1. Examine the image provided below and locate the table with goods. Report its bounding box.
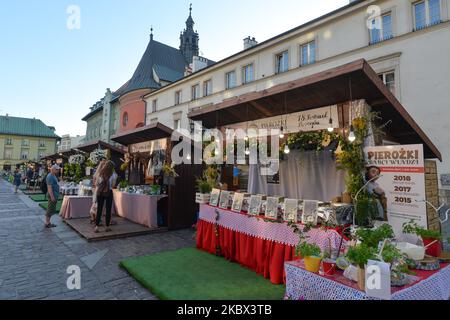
[113,185,167,228]
[196,188,352,285]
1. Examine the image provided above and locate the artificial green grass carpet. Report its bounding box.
[30,194,62,202]
[120,247,285,300]
[39,200,63,213]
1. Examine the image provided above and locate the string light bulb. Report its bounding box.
[245,148,250,156]
[186,153,191,161]
[279,126,285,139]
[348,125,356,142]
[283,144,290,155]
[327,118,334,133]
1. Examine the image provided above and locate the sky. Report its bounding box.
[0,0,349,137]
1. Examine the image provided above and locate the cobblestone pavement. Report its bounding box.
[0,179,195,300]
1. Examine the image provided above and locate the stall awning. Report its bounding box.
[111,123,175,146]
[75,140,125,154]
[188,59,441,160]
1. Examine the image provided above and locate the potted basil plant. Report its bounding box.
[296,242,322,273]
[346,244,377,291]
[196,179,213,204]
[402,220,443,257]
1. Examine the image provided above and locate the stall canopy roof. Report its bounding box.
[188,59,441,160]
[111,122,175,146]
[75,140,125,154]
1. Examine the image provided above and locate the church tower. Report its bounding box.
[180,4,199,65]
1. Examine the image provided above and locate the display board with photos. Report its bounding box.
[232,193,245,212]
[209,189,221,207]
[265,197,283,219]
[302,200,319,225]
[284,199,300,223]
[248,195,263,216]
[219,191,232,209]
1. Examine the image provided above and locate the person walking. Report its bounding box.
[94,161,117,233]
[13,168,22,193]
[45,164,61,228]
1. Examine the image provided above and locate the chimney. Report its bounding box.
[244,36,258,50]
[191,56,208,73]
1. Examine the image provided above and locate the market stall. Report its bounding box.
[188,59,447,295]
[75,140,126,178]
[111,122,202,230]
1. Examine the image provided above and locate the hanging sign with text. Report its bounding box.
[364,144,427,235]
[227,105,339,134]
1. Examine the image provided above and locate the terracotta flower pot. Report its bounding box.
[304,256,322,273]
[423,238,442,257]
[357,267,366,291]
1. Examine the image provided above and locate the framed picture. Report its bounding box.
[219,191,231,209]
[232,193,245,212]
[284,199,299,223]
[248,195,263,216]
[265,197,280,219]
[302,200,319,225]
[209,189,221,207]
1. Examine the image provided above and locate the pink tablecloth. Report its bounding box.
[59,196,93,220]
[113,190,166,228]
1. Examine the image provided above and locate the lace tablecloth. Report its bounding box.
[285,260,450,300]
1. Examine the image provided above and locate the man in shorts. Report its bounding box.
[45,164,61,228]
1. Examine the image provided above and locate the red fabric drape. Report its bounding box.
[196,219,298,285]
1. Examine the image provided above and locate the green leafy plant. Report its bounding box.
[279,131,340,160]
[336,112,383,199]
[162,162,179,178]
[355,224,395,248]
[196,178,213,194]
[118,180,129,189]
[296,241,321,258]
[346,244,377,268]
[381,243,403,264]
[402,220,442,240]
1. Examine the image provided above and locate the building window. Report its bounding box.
[226,71,236,89]
[175,90,182,105]
[123,112,129,127]
[300,41,316,66]
[22,139,29,147]
[414,0,441,31]
[38,151,45,159]
[152,99,157,113]
[5,138,12,146]
[38,140,46,148]
[4,148,12,160]
[242,64,254,84]
[203,80,213,97]
[378,71,396,95]
[174,119,181,130]
[21,150,29,160]
[369,13,393,44]
[276,51,289,74]
[191,84,200,100]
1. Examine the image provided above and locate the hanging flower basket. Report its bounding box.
[89,149,108,166]
[69,154,85,165]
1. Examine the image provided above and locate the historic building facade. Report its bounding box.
[0,115,59,170]
[142,0,450,186]
[82,88,120,145]
[113,5,214,133]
